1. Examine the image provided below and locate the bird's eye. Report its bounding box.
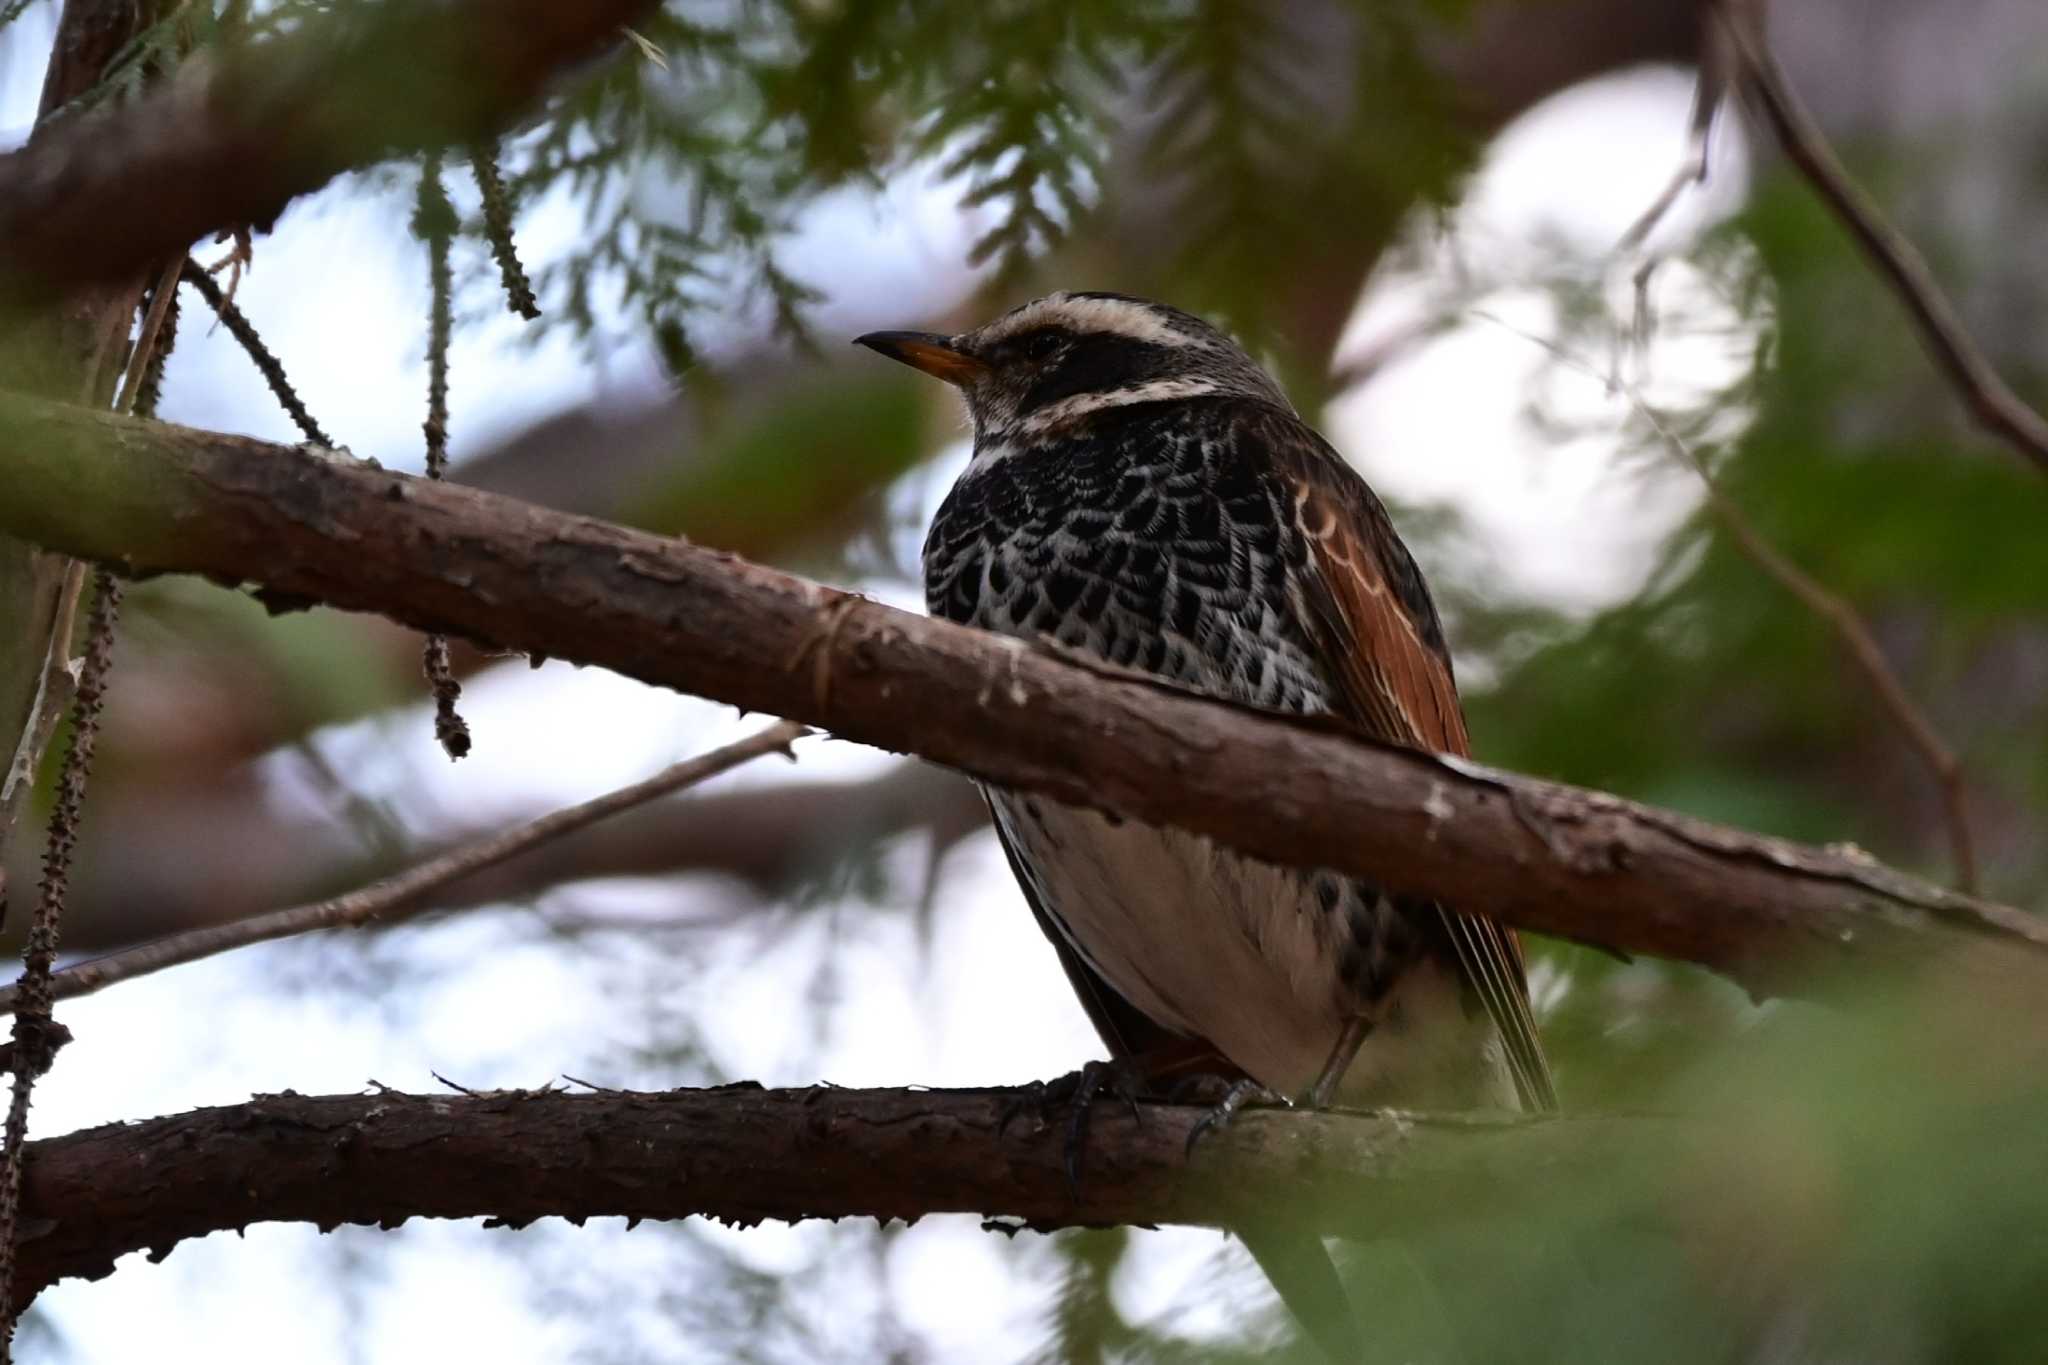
[1020,331,1064,361]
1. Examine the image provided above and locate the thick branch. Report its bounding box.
[0,0,657,302]
[0,399,2042,1001]
[13,1085,1681,1308]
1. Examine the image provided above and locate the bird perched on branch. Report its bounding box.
[859,291,1555,1360]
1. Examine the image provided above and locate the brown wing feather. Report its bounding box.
[1267,414,1558,1113]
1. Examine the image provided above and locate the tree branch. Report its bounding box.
[0,0,658,303]
[1721,2,2048,477]
[1477,312,1982,896]
[0,397,2042,1002]
[0,721,808,1015]
[12,1084,1683,1309]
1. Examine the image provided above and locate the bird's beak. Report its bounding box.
[853,330,988,386]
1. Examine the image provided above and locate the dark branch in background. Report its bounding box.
[1482,314,1982,896]
[413,156,470,761]
[1720,1,2048,477]
[0,722,808,1015]
[0,0,659,302]
[2,400,2042,1004]
[427,762,982,914]
[37,758,979,956]
[11,1084,1686,1310]
[472,143,541,320]
[179,259,332,447]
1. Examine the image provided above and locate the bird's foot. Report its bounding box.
[1061,1057,1151,1189]
[1184,1078,1286,1157]
[1000,1058,1150,1192]
[996,1077,1052,1138]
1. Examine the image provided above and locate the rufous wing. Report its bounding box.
[1266,413,1558,1113]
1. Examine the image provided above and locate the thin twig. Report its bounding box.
[131,285,179,420]
[0,721,810,1015]
[1717,0,2048,477]
[471,143,540,320]
[203,225,253,312]
[1611,15,1728,388]
[1664,423,1981,892]
[1478,309,1980,894]
[414,154,471,760]
[114,258,185,417]
[1613,31,1725,261]
[417,160,456,482]
[0,573,118,1354]
[180,258,334,447]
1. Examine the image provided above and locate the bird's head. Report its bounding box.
[855,291,1290,441]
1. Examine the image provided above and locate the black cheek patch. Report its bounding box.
[1018,337,1177,414]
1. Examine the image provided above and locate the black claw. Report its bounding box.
[1063,1106,1089,1190]
[997,1079,1050,1138]
[1184,1078,1282,1159]
[1060,1058,1147,1190]
[1000,1059,1153,1194]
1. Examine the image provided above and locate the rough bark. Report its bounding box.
[12,1084,1684,1309]
[0,0,659,304]
[0,398,2041,1002]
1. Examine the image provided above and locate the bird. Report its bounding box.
[857,291,1555,1358]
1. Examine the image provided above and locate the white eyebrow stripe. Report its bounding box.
[1018,376,1225,433]
[985,295,1204,350]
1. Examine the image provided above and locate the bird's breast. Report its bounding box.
[923,410,1332,714]
[991,793,1508,1106]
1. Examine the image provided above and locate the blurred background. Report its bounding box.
[3,0,2047,1360]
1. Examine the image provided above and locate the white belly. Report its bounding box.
[992,793,1515,1108]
